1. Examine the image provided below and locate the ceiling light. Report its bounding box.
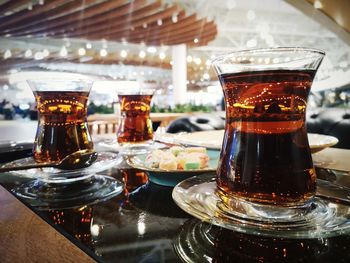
[139,50,146,58]
[24,49,32,58]
[60,46,68,57]
[203,73,210,80]
[193,38,199,44]
[246,39,257,48]
[42,49,50,57]
[120,50,127,58]
[3,49,12,59]
[143,23,147,28]
[187,56,193,63]
[314,0,322,9]
[39,0,44,5]
[172,13,178,23]
[147,47,157,53]
[157,19,162,26]
[247,10,256,21]
[34,52,44,60]
[86,42,92,49]
[78,47,86,56]
[100,49,108,57]
[205,59,211,66]
[159,52,166,60]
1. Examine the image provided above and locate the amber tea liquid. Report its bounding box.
[117,94,153,143]
[217,70,316,205]
[33,91,93,163]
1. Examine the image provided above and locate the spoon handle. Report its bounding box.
[0,163,53,173]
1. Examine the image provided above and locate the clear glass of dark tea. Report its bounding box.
[13,72,124,209]
[27,72,94,163]
[212,48,325,208]
[116,91,154,145]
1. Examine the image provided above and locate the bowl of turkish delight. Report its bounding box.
[126,146,219,186]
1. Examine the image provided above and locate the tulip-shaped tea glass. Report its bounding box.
[99,89,163,154]
[30,74,94,163]
[117,92,154,145]
[173,48,350,238]
[9,72,123,209]
[212,48,325,208]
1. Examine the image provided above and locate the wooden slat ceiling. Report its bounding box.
[0,0,217,47]
[305,0,350,34]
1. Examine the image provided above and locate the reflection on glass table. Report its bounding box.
[0,155,350,262]
[174,219,350,263]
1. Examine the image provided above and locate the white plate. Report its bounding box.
[308,133,339,153]
[156,130,338,153]
[126,149,219,187]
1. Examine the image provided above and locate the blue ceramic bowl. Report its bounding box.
[126,149,220,187]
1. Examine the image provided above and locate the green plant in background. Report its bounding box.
[88,102,114,114]
[151,103,214,113]
[88,102,215,115]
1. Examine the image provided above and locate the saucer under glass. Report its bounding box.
[13,174,124,210]
[4,152,124,210]
[172,173,350,239]
[2,152,121,181]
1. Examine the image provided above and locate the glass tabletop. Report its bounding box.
[1,153,350,262]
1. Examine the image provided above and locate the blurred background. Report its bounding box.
[0,0,349,146]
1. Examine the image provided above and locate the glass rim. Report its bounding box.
[8,71,93,85]
[117,90,155,96]
[211,47,325,64]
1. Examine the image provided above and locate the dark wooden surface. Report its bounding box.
[0,185,94,263]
